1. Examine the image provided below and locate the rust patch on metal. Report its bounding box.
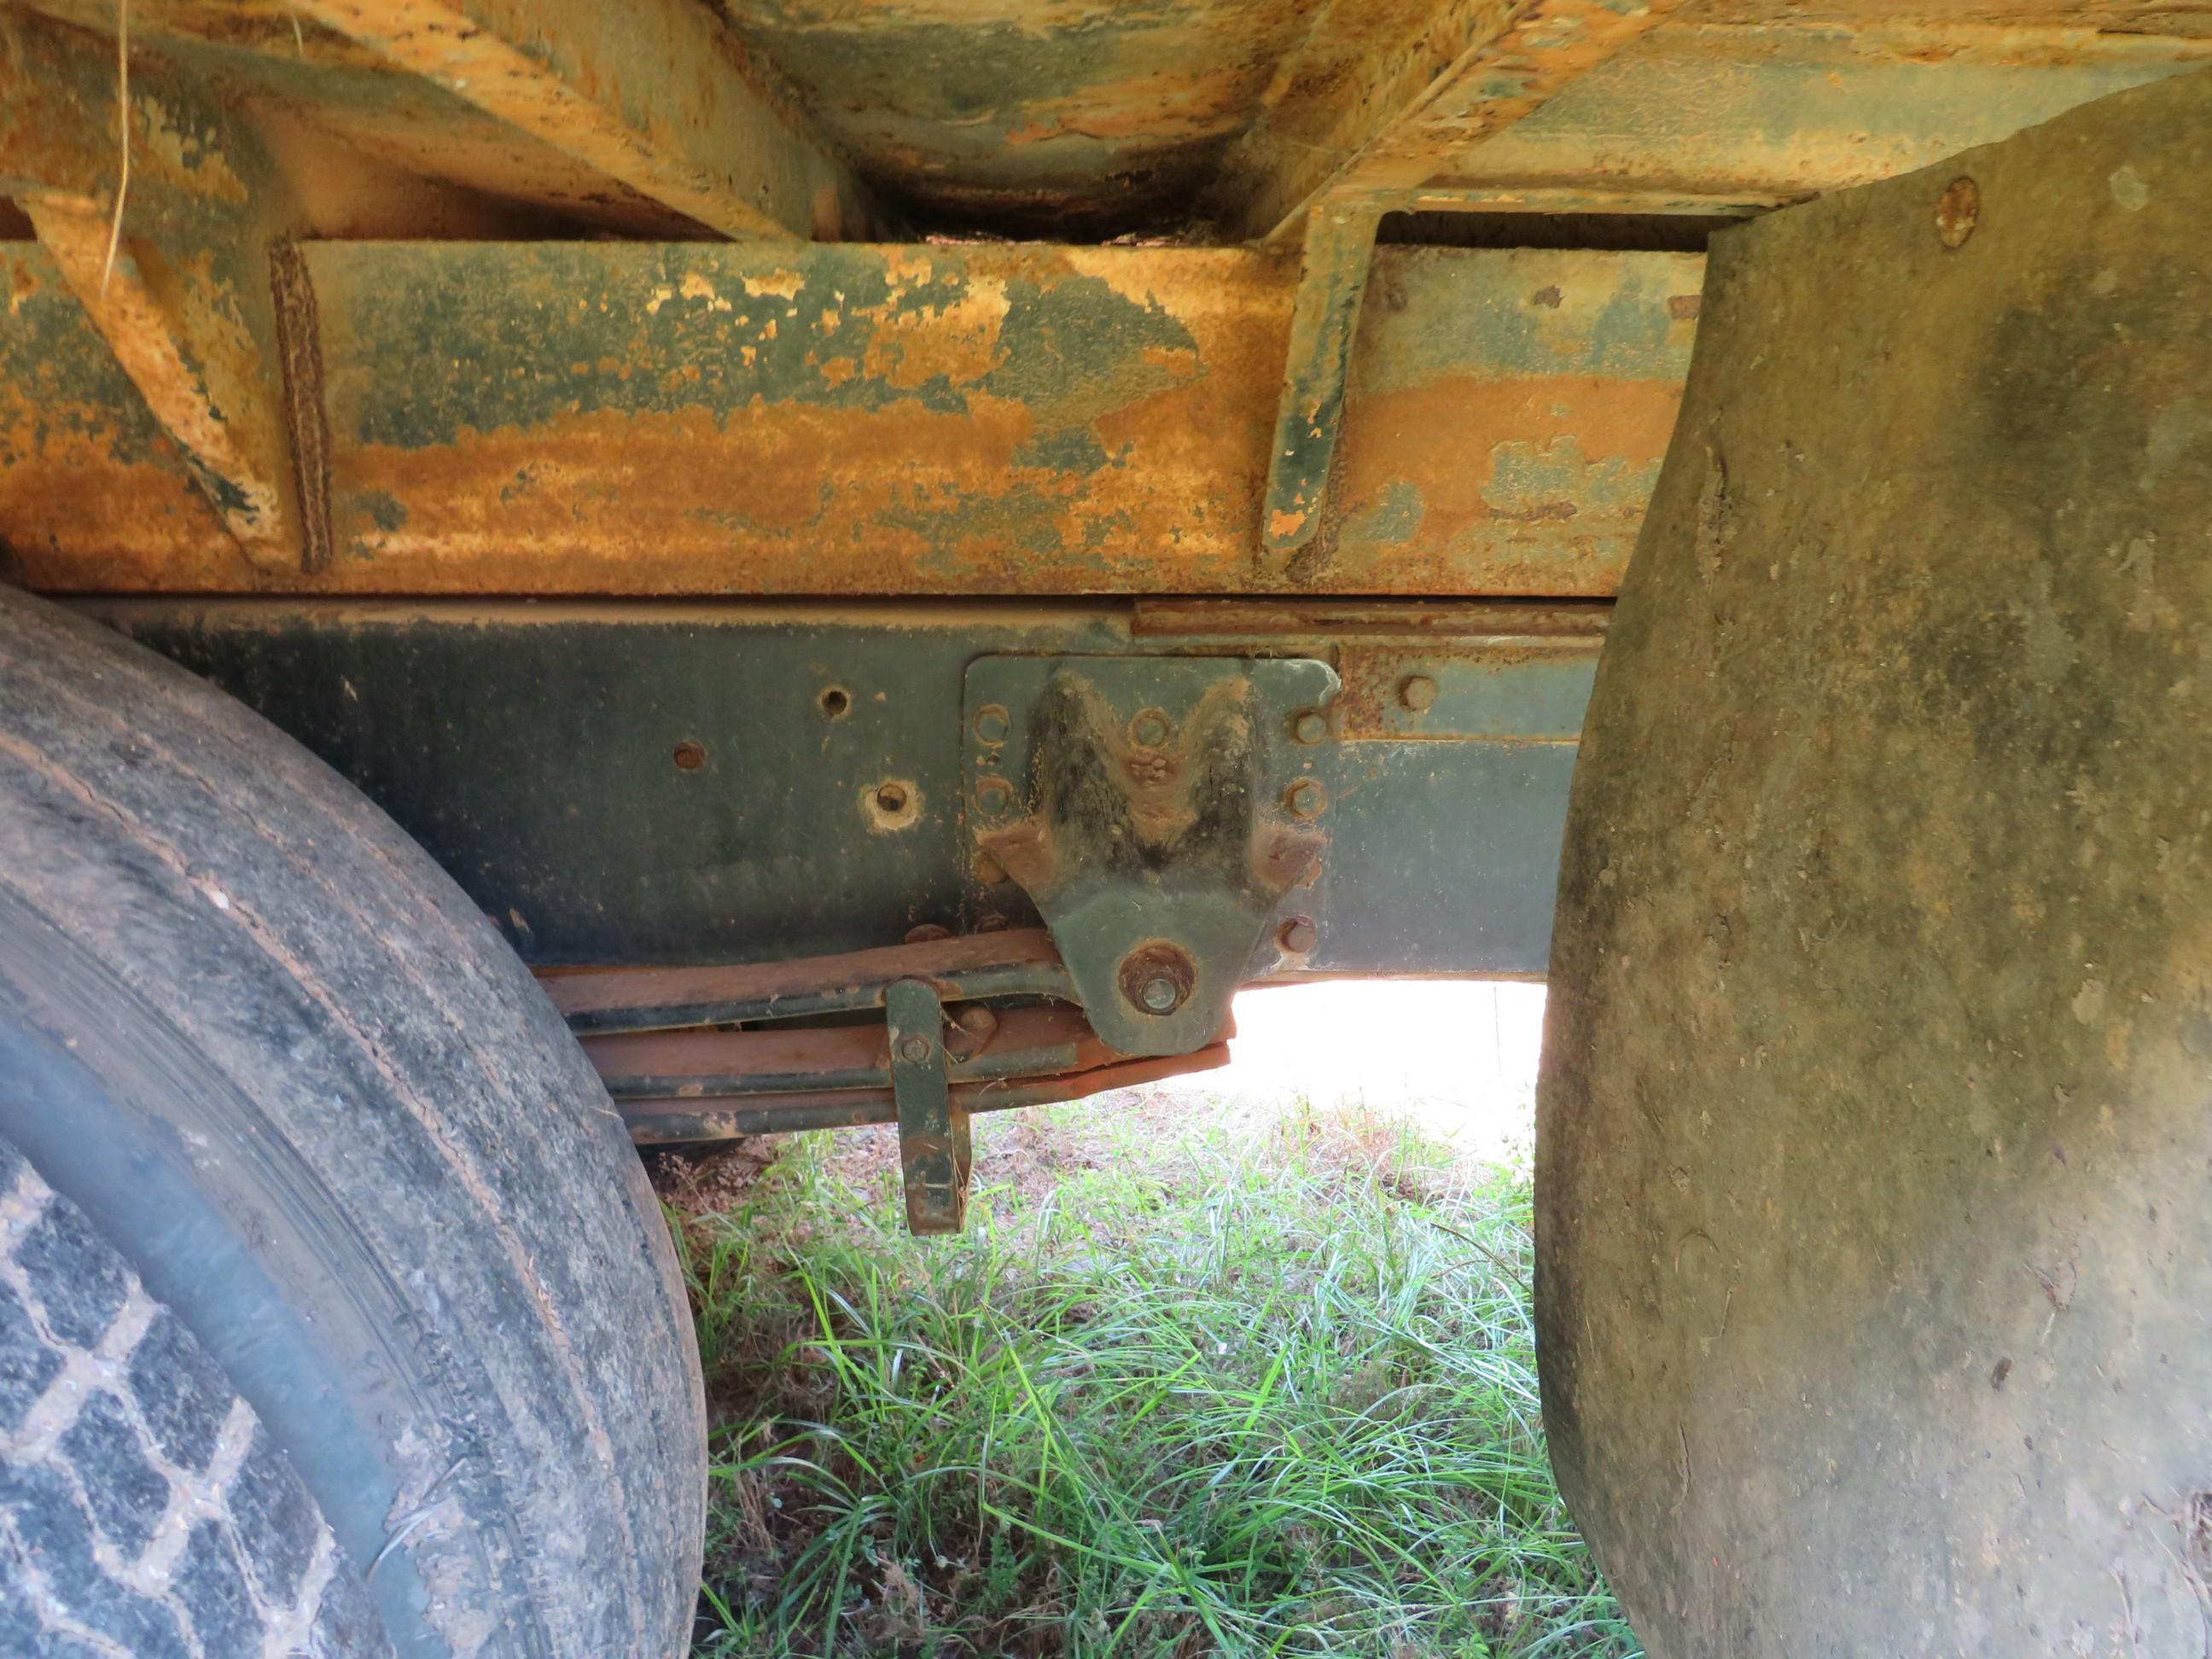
[304,240,1289,591]
[291,0,864,240]
[541,927,1064,1027]
[617,1041,1232,1144]
[1221,0,1688,242]
[1132,597,1612,638]
[4,12,313,573]
[713,0,1318,236]
[1115,940,1196,1017]
[268,240,335,573]
[9,230,1695,597]
[1323,370,1686,594]
[1443,20,2212,209]
[29,207,296,571]
[1261,206,1379,558]
[0,242,236,585]
[1935,174,1981,246]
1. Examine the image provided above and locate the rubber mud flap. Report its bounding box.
[0,587,705,1656]
[1537,69,2212,1658]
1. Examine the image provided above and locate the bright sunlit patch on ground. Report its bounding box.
[1202,978,1548,1165]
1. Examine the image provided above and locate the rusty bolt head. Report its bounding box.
[1129,707,1173,748]
[1936,176,1980,249]
[1126,751,1176,787]
[974,911,1009,934]
[672,739,707,771]
[898,1033,932,1064]
[1290,710,1329,746]
[1117,942,1196,1018]
[974,704,1010,744]
[974,776,1013,817]
[904,922,951,945]
[972,850,1007,886]
[1278,916,1318,955]
[1398,674,1439,713]
[1284,777,1326,818]
[944,1003,999,1061]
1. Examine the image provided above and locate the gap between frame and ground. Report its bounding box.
[654,981,1639,1658]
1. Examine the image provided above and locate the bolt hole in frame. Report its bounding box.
[864,777,923,831]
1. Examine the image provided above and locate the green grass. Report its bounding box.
[664,1094,1635,1658]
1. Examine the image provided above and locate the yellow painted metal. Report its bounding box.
[0,240,1700,597]
[3,0,2208,606]
[1,10,317,571]
[291,0,870,240]
[1217,0,1691,244]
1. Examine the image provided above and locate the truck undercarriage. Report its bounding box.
[2,2,2207,1652]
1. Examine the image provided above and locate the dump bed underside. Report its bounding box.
[3,0,2205,599]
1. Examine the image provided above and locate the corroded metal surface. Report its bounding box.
[2,9,312,570]
[1442,20,2212,206]
[1,242,1696,596]
[546,927,1069,1034]
[963,655,1338,1055]
[719,3,2211,236]
[1220,0,1691,242]
[1261,207,1379,558]
[615,1044,1231,1144]
[575,1001,1107,1098]
[1214,0,1522,241]
[884,975,967,1232]
[0,245,230,585]
[294,0,868,239]
[7,0,2208,606]
[1318,246,1701,592]
[304,240,1290,594]
[15,0,722,237]
[7,0,2209,249]
[712,0,1322,236]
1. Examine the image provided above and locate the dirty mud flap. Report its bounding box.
[1537,69,2212,1657]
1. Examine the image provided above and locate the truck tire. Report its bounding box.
[1536,73,2211,1656]
[0,1130,387,1656]
[0,587,705,1657]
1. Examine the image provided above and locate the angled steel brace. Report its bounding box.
[1260,207,1379,569]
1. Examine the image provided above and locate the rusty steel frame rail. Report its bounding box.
[0,238,1703,597]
